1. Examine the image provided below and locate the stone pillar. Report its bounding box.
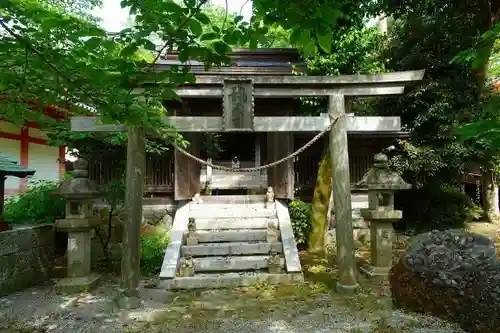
[328,94,359,295]
[53,159,101,293]
[357,153,411,280]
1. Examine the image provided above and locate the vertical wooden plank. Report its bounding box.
[267,131,294,199]
[120,125,145,307]
[255,134,261,188]
[174,105,201,200]
[329,94,358,294]
[267,132,277,193]
[174,134,201,200]
[0,176,5,217]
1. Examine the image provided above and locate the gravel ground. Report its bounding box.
[0,277,467,333]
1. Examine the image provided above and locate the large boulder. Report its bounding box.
[390,229,500,333]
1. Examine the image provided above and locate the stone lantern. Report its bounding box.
[52,158,101,293]
[357,153,411,280]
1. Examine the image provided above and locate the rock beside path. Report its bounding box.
[390,229,500,333]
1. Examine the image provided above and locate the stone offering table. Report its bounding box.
[390,229,500,333]
[52,159,101,294]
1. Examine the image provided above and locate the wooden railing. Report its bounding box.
[88,153,174,192]
[88,145,376,193]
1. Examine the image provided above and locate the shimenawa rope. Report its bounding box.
[173,114,343,172]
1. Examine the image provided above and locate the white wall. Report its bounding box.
[0,120,20,135]
[27,144,59,185]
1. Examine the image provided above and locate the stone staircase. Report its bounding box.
[158,195,303,290]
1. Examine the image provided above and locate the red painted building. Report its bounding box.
[0,105,66,196]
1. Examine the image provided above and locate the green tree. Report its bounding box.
[367,0,500,224]
[199,5,291,48]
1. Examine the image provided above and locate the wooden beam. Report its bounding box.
[70,117,127,132]
[328,93,358,294]
[190,70,425,85]
[173,85,405,98]
[71,115,401,133]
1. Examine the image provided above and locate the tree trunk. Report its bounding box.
[482,169,499,223]
[117,125,145,309]
[308,153,332,255]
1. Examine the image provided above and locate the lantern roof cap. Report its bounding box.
[53,159,100,199]
[357,153,411,190]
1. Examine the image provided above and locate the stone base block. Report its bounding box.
[360,264,390,281]
[196,229,267,243]
[265,202,275,209]
[55,273,100,294]
[114,292,142,310]
[186,236,198,246]
[158,272,304,290]
[181,242,282,257]
[335,281,359,296]
[179,255,285,272]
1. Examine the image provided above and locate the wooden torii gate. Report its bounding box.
[71,69,424,299]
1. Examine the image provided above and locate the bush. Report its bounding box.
[3,181,66,225]
[140,226,170,276]
[288,199,312,246]
[395,184,475,232]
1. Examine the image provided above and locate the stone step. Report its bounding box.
[181,242,282,257]
[189,203,274,211]
[194,229,269,243]
[158,272,303,290]
[193,217,277,230]
[179,255,285,272]
[198,195,266,204]
[189,208,276,219]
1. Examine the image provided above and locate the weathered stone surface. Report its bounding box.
[159,272,303,290]
[390,229,500,333]
[55,273,100,294]
[0,225,54,296]
[0,246,53,281]
[181,242,282,257]
[0,224,54,256]
[179,255,285,272]
[195,229,267,243]
[325,228,370,253]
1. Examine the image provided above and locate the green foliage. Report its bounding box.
[253,0,365,56]
[3,181,66,224]
[140,227,170,275]
[0,0,255,139]
[198,5,290,48]
[101,177,126,211]
[288,199,312,246]
[365,0,499,192]
[490,39,500,79]
[94,177,126,259]
[297,26,385,117]
[306,27,385,76]
[396,184,475,232]
[452,23,500,71]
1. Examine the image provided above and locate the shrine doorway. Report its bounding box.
[201,132,267,194]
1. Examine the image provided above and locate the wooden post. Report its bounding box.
[0,176,5,216]
[117,125,145,309]
[328,94,359,294]
[206,157,212,194]
[255,134,261,188]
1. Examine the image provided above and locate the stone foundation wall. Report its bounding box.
[0,224,54,296]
